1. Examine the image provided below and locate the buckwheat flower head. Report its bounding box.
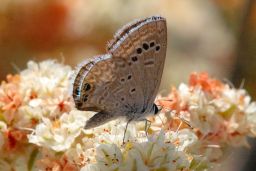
[28,110,89,151]
[0,74,21,124]
[1,60,256,171]
[20,60,73,119]
[159,72,256,168]
[82,131,191,171]
[124,132,191,171]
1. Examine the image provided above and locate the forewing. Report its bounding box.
[107,16,167,113]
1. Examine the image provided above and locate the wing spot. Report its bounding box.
[120,78,125,82]
[83,95,89,102]
[131,56,138,62]
[150,41,155,47]
[74,87,80,96]
[121,97,125,101]
[137,48,142,54]
[130,88,136,93]
[127,75,132,80]
[143,43,149,50]
[84,83,91,91]
[156,45,161,51]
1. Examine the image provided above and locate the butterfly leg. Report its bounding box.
[144,119,151,138]
[123,118,133,144]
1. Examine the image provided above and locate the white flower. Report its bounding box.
[124,132,190,171]
[19,60,72,118]
[65,142,96,167]
[95,144,123,170]
[189,89,222,134]
[166,129,198,151]
[28,110,89,151]
[92,121,140,146]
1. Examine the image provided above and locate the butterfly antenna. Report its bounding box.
[11,63,21,73]
[239,79,245,89]
[178,116,193,129]
[223,78,235,88]
[175,120,183,133]
[60,52,65,64]
[158,104,193,129]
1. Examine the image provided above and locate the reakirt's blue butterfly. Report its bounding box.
[71,16,167,138]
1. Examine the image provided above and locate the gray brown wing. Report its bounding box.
[107,16,167,114]
[71,54,143,115]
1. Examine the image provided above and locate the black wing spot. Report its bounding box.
[84,83,91,91]
[143,43,149,50]
[132,56,138,62]
[150,41,155,47]
[156,45,161,51]
[130,88,136,93]
[127,75,132,80]
[137,48,142,54]
[121,97,125,101]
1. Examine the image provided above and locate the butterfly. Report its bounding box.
[71,16,167,135]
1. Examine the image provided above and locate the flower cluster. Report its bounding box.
[0,61,256,171]
[158,72,256,163]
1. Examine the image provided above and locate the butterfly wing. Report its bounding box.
[107,16,167,115]
[71,53,146,127]
[71,16,167,128]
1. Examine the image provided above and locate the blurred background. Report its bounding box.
[0,0,255,170]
